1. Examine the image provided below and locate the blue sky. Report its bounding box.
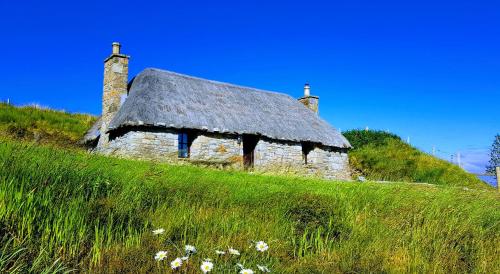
[1,0,498,173]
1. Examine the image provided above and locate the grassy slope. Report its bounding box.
[0,103,95,147]
[343,130,491,189]
[0,140,499,273]
[0,105,498,272]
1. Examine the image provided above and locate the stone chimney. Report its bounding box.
[298,83,319,114]
[98,42,129,146]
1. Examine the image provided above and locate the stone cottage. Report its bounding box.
[84,43,352,179]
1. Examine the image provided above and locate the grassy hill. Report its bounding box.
[343,129,490,189]
[0,103,95,147]
[0,104,498,273]
[1,140,499,273]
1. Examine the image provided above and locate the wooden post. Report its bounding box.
[496,167,500,191]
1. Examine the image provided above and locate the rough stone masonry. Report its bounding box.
[98,42,129,147]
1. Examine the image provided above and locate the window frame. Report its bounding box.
[178,132,190,158]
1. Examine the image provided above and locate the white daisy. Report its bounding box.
[257,264,271,272]
[228,247,240,255]
[152,228,165,235]
[185,244,197,254]
[154,250,168,261]
[200,261,214,273]
[240,269,254,274]
[255,241,269,252]
[215,250,226,255]
[170,257,182,269]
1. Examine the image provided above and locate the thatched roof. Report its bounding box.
[89,68,351,148]
[82,116,101,144]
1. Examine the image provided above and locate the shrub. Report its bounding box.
[343,129,401,149]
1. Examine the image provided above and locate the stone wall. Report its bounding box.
[97,128,350,180]
[98,129,243,165]
[98,129,178,161]
[253,138,350,180]
[305,146,351,180]
[254,138,303,168]
[190,134,242,165]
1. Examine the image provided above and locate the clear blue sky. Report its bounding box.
[1,0,498,173]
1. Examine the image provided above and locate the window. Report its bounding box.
[178,132,190,158]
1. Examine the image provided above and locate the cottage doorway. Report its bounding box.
[243,135,258,169]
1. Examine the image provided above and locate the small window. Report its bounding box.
[302,142,314,164]
[178,132,190,158]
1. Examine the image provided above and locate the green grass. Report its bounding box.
[1,140,499,273]
[0,103,95,147]
[0,104,497,272]
[344,129,491,189]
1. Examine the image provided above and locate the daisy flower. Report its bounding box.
[257,264,271,272]
[152,228,165,235]
[240,269,254,274]
[255,241,269,252]
[154,250,168,261]
[185,244,197,254]
[215,250,226,255]
[200,261,214,273]
[170,257,182,269]
[228,247,240,255]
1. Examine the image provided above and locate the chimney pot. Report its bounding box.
[112,42,121,55]
[304,83,310,97]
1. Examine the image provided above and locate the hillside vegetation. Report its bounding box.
[0,103,95,147]
[0,104,498,273]
[1,140,499,273]
[343,129,490,189]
